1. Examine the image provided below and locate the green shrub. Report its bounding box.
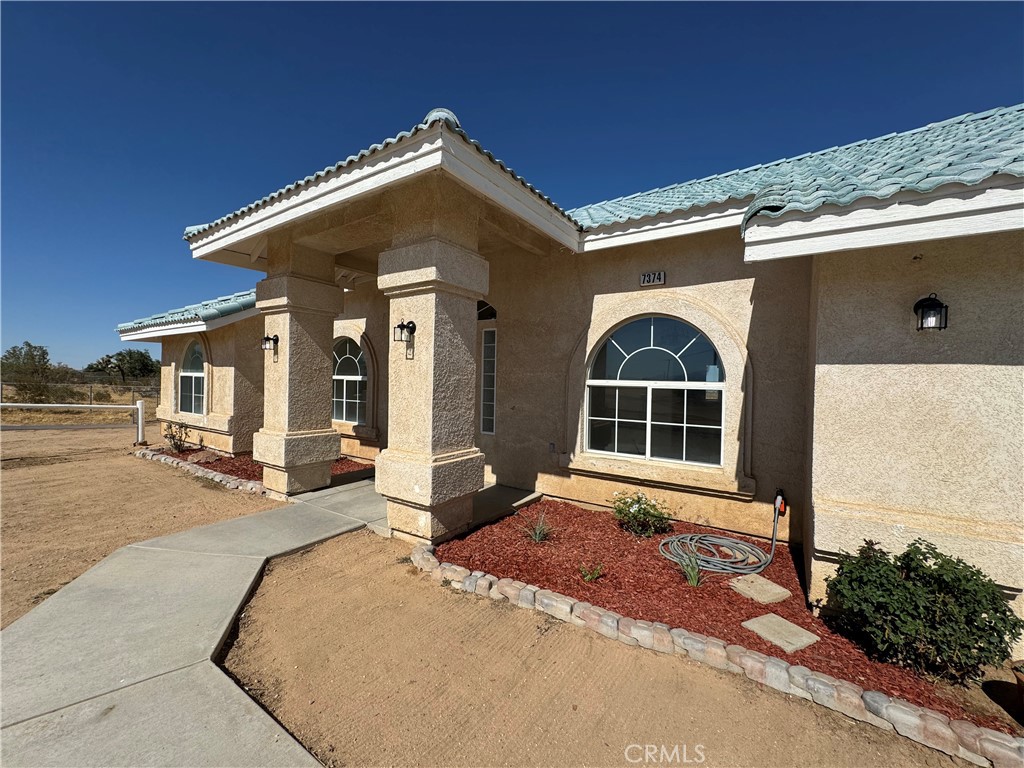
[677,551,704,587]
[92,390,112,403]
[580,563,604,583]
[521,511,552,543]
[164,421,191,453]
[611,490,672,537]
[825,539,1024,683]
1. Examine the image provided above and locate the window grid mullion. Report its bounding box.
[645,386,652,460]
[613,387,619,453]
[682,384,688,462]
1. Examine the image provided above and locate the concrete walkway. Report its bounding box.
[0,480,385,767]
[292,478,389,536]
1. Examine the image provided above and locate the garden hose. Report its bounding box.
[658,489,785,576]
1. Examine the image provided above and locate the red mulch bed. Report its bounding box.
[436,498,1019,734]
[165,450,372,482]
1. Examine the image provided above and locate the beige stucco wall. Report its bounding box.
[332,284,389,462]
[469,227,810,543]
[806,231,1024,649]
[156,315,264,454]
[330,225,811,543]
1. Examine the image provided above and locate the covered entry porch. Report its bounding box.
[184,109,577,543]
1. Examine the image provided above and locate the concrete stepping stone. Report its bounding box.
[741,613,819,653]
[729,574,792,604]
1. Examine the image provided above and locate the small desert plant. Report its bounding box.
[164,421,191,453]
[825,539,1024,683]
[580,563,604,583]
[611,490,672,537]
[92,389,112,403]
[521,511,552,543]
[677,551,704,587]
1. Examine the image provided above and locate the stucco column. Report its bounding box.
[252,242,344,495]
[375,237,488,542]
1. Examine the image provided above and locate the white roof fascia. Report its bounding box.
[439,137,582,251]
[189,124,583,261]
[743,177,1024,262]
[189,127,448,261]
[580,201,750,253]
[117,307,260,342]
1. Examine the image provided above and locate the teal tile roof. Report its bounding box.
[568,104,1024,231]
[182,104,1023,244]
[183,108,577,240]
[117,290,256,334]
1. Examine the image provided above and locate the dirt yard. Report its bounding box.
[0,424,283,627]
[223,531,957,768]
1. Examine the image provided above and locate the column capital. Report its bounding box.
[256,274,344,317]
[377,238,488,300]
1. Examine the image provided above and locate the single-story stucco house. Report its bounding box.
[118,104,1024,643]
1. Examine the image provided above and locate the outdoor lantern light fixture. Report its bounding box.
[393,320,416,343]
[913,293,948,331]
[261,334,279,351]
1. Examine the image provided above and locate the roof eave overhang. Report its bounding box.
[743,176,1024,262]
[579,200,751,253]
[187,125,582,264]
[117,306,260,342]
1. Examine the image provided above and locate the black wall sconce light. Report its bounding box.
[913,293,948,331]
[261,334,279,351]
[393,320,416,343]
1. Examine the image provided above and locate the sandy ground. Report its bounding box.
[223,531,959,768]
[0,424,283,627]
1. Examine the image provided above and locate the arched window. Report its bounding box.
[333,337,366,424]
[587,316,725,466]
[179,341,205,415]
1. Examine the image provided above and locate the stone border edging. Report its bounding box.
[410,544,1024,768]
[134,449,267,495]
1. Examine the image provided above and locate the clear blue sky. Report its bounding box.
[3,2,1022,368]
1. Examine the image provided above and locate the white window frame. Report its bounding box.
[332,338,367,425]
[585,318,725,467]
[178,342,205,415]
[481,328,496,434]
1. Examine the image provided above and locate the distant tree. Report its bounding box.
[85,349,159,383]
[1,341,82,403]
[1,341,52,382]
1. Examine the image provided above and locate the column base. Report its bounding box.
[262,462,333,495]
[253,429,340,495]
[375,447,484,506]
[385,497,474,543]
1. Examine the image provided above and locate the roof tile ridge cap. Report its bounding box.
[573,104,1023,216]
[440,120,581,227]
[182,118,438,241]
[184,109,583,237]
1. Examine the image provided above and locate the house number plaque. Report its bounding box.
[639,271,666,286]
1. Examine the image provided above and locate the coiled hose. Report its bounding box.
[658,490,784,576]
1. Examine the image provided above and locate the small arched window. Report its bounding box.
[333,337,366,424]
[179,341,205,415]
[587,316,724,466]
